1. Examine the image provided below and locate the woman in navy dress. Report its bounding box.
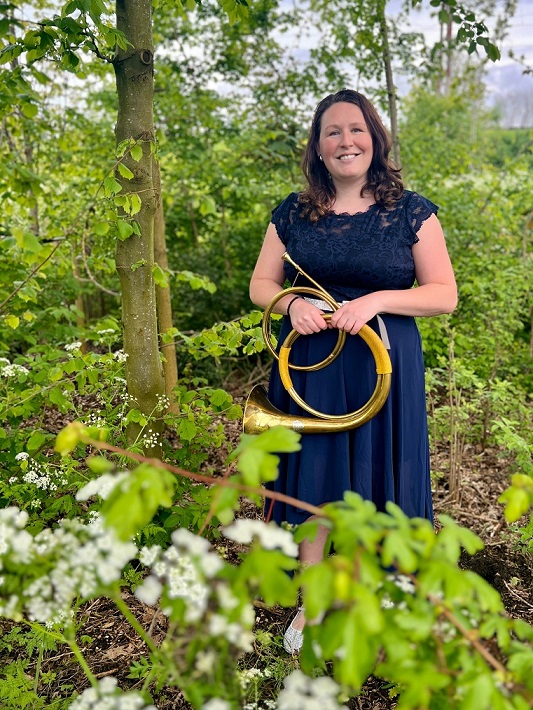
[249,90,457,652]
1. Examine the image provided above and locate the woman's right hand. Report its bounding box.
[289,298,328,335]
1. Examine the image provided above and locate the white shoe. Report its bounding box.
[283,606,304,654]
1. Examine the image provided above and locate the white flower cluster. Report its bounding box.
[113,350,128,363]
[389,574,416,595]
[276,670,342,710]
[136,528,255,651]
[84,411,107,429]
[0,508,136,625]
[223,519,298,558]
[0,508,34,618]
[136,529,222,621]
[237,667,269,690]
[15,452,29,461]
[208,613,254,652]
[69,677,156,710]
[155,394,170,412]
[0,362,30,378]
[0,508,32,560]
[77,472,130,502]
[202,700,230,710]
[65,341,82,353]
[442,170,532,195]
[142,429,160,449]
[21,458,68,492]
[243,701,276,710]
[97,329,116,336]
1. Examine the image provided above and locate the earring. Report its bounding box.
[319,155,323,161]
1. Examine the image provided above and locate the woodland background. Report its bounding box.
[0,1,532,709]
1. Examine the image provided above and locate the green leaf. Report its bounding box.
[237,548,298,606]
[210,389,231,407]
[382,530,419,572]
[130,143,143,161]
[152,264,168,288]
[87,456,114,474]
[4,314,20,329]
[102,463,177,540]
[48,365,64,382]
[14,228,42,254]
[49,386,70,409]
[235,427,301,456]
[130,194,141,215]
[500,488,530,522]
[178,419,197,442]
[226,404,243,420]
[118,162,134,179]
[27,431,48,452]
[103,176,122,197]
[117,220,134,240]
[300,562,335,620]
[486,43,501,61]
[21,102,38,119]
[211,484,239,525]
[94,221,110,235]
[55,422,86,456]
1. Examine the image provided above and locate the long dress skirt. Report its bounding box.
[265,313,433,526]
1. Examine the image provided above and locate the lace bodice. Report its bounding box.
[271,190,438,302]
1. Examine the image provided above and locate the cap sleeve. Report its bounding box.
[406,192,439,244]
[271,193,300,245]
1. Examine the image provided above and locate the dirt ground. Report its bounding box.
[2,395,532,709]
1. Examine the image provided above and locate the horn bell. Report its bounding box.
[243,377,391,435]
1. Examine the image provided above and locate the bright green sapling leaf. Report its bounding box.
[101,463,177,540]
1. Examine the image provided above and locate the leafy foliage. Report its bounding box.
[0,0,531,707]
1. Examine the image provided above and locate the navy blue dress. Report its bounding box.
[265,190,437,526]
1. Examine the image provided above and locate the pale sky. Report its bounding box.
[277,0,533,125]
[391,0,533,108]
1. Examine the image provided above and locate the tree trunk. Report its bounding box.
[153,158,179,412]
[113,0,164,443]
[377,0,401,167]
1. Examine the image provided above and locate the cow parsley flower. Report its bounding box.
[208,614,254,652]
[142,429,160,448]
[77,472,129,501]
[202,699,231,710]
[69,676,156,709]
[1,363,29,378]
[65,341,82,353]
[0,507,32,562]
[24,516,136,625]
[223,519,298,557]
[136,529,225,624]
[277,670,342,710]
[389,574,416,595]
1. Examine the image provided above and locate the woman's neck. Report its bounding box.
[331,182,375,214]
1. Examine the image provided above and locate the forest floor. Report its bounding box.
[2,381,532,709]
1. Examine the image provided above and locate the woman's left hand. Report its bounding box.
[329,293,381,334]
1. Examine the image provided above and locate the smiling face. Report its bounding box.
[317,102,373,188]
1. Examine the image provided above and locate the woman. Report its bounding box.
[249,90,457,653]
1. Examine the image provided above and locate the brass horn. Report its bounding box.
[243,253,392,434]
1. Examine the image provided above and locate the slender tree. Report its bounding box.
[113,0,165,439]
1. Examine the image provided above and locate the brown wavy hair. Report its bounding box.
[299,89,403,221]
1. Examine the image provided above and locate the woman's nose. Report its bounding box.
[340,130,353,146]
